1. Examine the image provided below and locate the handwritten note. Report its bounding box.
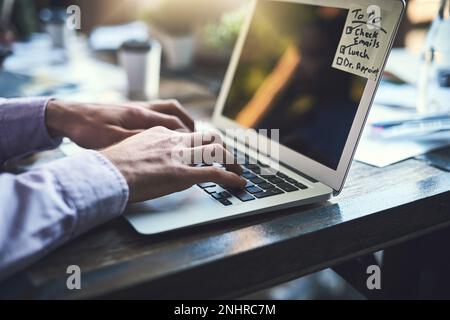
[332,5,393,81]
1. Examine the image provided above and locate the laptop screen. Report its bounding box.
[222,0,369,170]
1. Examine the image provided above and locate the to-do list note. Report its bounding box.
[332,4,393,81]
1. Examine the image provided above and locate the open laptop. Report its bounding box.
[125,0,405,235]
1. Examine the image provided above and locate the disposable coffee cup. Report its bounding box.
[40,8,67,48]
[119,40,161,101]
[46,23,66,48]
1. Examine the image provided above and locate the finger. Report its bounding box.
[201,144,243,175]
[185,130,223,148]
[110,126,144,141]
[147,100,195,131]
[187,166,246,189]
[147,111,190,132]
[89,126,143,149]
[180,144,242,175]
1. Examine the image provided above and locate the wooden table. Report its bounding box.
[1,73,450,300]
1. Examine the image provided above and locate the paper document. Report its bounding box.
[355,104,450,167]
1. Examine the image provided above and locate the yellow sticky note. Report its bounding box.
[332,4,394,81]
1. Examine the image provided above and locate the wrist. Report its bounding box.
[45,99,76,138]
[100,147,136,200]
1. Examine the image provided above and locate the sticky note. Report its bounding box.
[332,4,395,81]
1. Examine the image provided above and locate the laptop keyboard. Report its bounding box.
[197,155,309,206]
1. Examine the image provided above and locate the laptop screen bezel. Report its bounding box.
[212,0,405,193]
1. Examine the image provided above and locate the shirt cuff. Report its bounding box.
[45,150,129,237]
[0,97,62,162]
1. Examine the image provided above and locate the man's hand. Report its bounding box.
[100,127,246,203]
[45,99,195,149]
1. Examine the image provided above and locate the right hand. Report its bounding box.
[100,126,246,203]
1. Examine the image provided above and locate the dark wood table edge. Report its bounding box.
[5,172,446,300]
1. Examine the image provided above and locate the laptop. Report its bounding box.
[125,0,405,235]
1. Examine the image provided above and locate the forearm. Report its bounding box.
[0,150,129,282]
[0,98,62,165]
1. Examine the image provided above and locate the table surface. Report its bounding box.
[1,42,450,299]
[2,77,449,299]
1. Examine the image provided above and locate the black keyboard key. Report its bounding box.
[245,164,261,174]
[250,177,265,184]
[229,190,255,202]
[258,182,276,190]
[267,177,284,184]
[285,177,298,184]
[219,199,232,206]
[204,186,226,194]
[246,186,263,194]
[212,191,233,200]
[224,182,252,189]
[212,193,224,200]
[242,172,257,179]
[254,188,284,199]
[294,182,308,190]
[277,172,289,179]
[198,182,216,189]
[260,173,276,179]
[277,182,299,192]
[204,188,218,194]
[259,168,277,177]
[219,191,232,198]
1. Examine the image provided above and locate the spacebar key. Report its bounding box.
[229,190,255,202]
[254,188,284,198]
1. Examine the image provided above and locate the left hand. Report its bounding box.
[45,99,195,149]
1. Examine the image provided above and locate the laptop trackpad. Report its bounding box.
[124,187,231,234]
[126,187,207,213]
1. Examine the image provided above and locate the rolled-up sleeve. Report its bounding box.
[0,150,129,282]
[0,97,62,165]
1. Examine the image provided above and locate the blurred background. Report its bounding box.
[1,0,443,72]
[2,0,247,71]
[0,0,448,300]
[1,0,445,108]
